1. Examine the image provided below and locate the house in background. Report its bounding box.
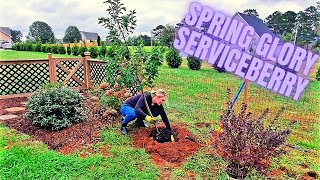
[0,27,12,43]
[232,12,283,59]
[80,31,99,43]
[55,39,63,44]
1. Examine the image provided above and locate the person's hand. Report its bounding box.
[170,134,175,142]
[168,129,175,142]
[145,115,156,124]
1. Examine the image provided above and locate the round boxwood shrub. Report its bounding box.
[41,44,47,52]
[58,44,66,54]
[51,45,59,54]
[35,43,42,52]
[165,48,182,68]
[80,46,88,57]
[89,46,98,58]
[46,45,52,53]
[67,44,72,55]
[106,45,116,58]
[11,43,17,50]
[26,43,32,51]
[100,42,107,57]
[187,56,202,70]
[25,86,85,131]
[72,45,80,56]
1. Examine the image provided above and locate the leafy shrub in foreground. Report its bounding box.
[25,86,85,131]
[217,89,295,178]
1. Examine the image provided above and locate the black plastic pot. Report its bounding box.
[149,128,173,143]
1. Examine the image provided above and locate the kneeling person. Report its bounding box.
[120,89,171,135]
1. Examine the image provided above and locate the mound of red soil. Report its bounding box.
[0,97,119,154]
[132,125,203,167]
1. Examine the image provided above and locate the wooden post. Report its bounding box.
[83,52,91,89]
[244,79,249,105]
[48,53,57,83]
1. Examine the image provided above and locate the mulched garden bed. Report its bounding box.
[132,125,204,167]
[1,96,205,169]
[0,96,120,154]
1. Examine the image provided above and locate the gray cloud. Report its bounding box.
[0,0,317,40]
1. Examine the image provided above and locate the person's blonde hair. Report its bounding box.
[150,89,167,97]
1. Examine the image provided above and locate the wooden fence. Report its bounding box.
[0,52,107,99]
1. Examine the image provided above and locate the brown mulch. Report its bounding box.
[132,125,203,168]
[0,96,120,154]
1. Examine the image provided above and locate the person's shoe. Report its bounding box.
[121,126,128,135]
[140,123,149,128]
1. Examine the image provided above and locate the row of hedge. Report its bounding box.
[11,42,106,58]
[11,42,205,71]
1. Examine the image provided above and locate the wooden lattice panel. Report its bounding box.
[90,62,107,87]
[0,62,49,95]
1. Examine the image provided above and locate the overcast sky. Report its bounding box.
[0,0,317,40]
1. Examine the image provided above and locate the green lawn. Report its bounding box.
[0,46,156,61]
[0,50,79,60]
[0,51,319,179]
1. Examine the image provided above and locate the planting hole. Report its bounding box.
[149,127,178,143]
[307,171,318,178]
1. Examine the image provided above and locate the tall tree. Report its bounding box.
[10,29,23,43]
[63,26,81,43]
[281,11,297,34]
[296,6,319,44]
[152,24,176,47]
[243,9,259,18]
[28,21,55,43]
[137,35,151,46]
[265,11,284,35]
[98,0,137,49]
[151,25,165,41]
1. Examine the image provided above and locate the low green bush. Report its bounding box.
[58,44,66,54]
[51,45,59,54]
[67,44,71,55]
[80,46,87,57]
[41,44,47,52]
[100,42,107,57]
[187,56,202,70]
[26,43,32,51]
[89,46,98,58]
[72,45,79,56]
[165,48,182,68]
[25,85,85,131]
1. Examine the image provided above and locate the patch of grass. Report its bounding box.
[0,124,29,149]
[172,147,225,179]
[0,50,79,60]
[0,125,158,179]
[100,127,132,146]
[86,127,158,179]
[0,146,105,179]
